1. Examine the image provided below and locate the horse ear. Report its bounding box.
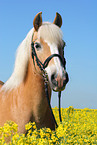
[33,12,42,31]
[53,12,62,28]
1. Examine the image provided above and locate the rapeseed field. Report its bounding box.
[0,106,97,144]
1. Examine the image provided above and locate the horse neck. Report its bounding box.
[21,60,52,121]
[24,59,51,100]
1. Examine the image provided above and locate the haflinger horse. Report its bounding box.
[0,12,68,133]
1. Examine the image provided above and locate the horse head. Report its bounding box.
[31,12,69,92]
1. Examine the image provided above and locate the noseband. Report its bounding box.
[31,39,66,128]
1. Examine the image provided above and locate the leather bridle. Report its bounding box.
[31,36,66,128]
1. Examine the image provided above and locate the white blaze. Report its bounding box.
[45,41,63,88]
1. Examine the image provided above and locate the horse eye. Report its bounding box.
[34,42,41,50]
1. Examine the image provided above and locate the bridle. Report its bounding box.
[31,35,66,128]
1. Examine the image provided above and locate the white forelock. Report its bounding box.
[38,22,63,45]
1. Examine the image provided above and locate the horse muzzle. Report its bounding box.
[42,54,69,92]
[51,71,69,92]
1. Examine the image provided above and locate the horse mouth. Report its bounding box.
[52,85,66,92]
[51,72,69,92]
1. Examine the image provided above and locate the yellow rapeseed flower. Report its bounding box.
[0,107,97,144]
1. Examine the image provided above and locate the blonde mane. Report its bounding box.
[1,22,63,92]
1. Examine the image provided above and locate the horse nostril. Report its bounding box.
[66,72,69,83]
[51,73,57,86]
[63,72,69,86]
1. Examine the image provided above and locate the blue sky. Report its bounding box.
[0,0,97,109]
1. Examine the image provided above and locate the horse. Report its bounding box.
[0,12,68,133]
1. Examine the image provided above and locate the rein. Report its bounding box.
[31,40,65,128]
